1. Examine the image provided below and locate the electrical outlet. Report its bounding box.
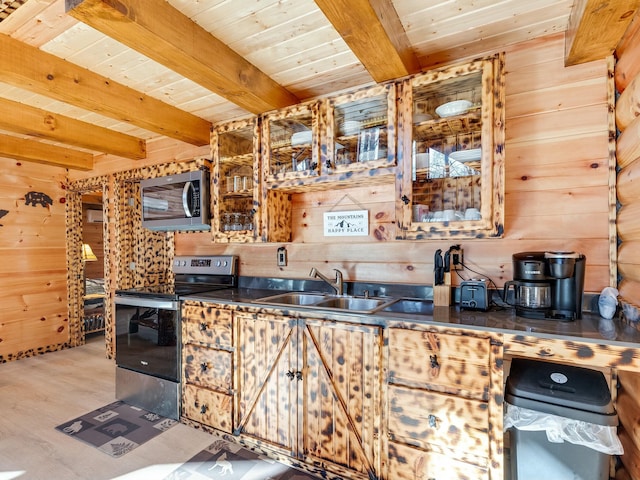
[277,247,287,267]
[450,247,463,270]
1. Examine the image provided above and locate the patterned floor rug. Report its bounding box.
[163,439,322,480]
[55,400,176,458]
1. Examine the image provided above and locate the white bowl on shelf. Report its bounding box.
[435,100,472,118]
[449,148,482,163]
[291,131,312,145]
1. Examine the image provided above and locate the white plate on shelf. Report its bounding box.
[339,120,361,136]
[291,131,312,145]
[435,100,472,118]
[449,148,482,163]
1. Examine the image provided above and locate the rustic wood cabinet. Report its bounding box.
[211,118,261,242]
[181,302,235,433]
[180,301,507,479]
[323,83,397,176]
[210,57,504,243]
[262,102,321,183]
[236,312,383,479]
[395,54,505,239]
[386,327,494,479]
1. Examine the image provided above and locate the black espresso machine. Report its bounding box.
[504,251,586,320]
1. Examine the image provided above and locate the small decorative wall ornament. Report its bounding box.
[24,191,53,208]
[0,209,7,226]
[322,193,369,237]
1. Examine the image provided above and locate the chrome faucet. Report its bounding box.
[310,267,344,296]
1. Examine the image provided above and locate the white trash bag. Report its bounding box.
[504,403,623,455]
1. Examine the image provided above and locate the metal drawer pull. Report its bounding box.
[429,354,439,368]
[428,414,438,428]
[286,370,303,381]
[200,362,209,372]
[194,400,208,414]
[199,322,208,332]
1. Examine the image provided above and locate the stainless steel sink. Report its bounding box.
[254,292,396,314]
[254,292,329,306]
[381,298,434,315]
[314,296,391,313]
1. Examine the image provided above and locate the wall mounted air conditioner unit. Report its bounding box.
[87,209,103,223]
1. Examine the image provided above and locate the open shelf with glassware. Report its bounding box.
[212,118,260,242]
[396,54,505,239]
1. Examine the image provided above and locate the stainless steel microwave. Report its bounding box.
[140,169,210,231]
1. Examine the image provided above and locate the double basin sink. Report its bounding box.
[253,292,433,316]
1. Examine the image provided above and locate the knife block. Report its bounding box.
[433,285,451,306]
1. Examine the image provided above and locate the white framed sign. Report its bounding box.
[323,210,369,237]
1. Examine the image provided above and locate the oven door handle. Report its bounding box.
[182,181,193,218]
[115,296,179,310]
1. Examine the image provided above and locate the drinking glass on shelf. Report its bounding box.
[222,213,232,231]
[232,213,242,231]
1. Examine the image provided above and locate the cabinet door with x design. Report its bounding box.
[236,312,383,479]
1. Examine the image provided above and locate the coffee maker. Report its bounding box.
[503,251,586,320]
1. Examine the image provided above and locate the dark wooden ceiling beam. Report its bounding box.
[565,0,640,66]
[0,33,211,146]
[0,133,93,170]
[0,98,146,160]
[65,0,299,114]
[314,0,421,82]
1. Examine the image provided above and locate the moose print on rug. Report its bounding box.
[208,452,233,475]
[55,400,176,458]
[24,191,53,208]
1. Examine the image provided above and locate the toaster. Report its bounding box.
[460,279,489,311]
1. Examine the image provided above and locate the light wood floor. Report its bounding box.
[0,335,214,480]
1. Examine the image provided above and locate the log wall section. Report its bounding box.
[175,34,613,295]
[615,18,640,480]
[0,158,69,362]
[617,21,640,310]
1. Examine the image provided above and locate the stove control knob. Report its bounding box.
[222,260,228,267]
[215,260,222,267]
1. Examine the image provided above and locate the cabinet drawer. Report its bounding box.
[182,303,233,347]
[388,328,490,400]
[388,385,489,460]
[183,344,232,391]
[388,441,488,480]
[182,384,233,433]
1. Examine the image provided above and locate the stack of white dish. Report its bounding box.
[435,100,472,118]
[339,120,361,136]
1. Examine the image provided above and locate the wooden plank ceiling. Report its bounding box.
[0,0,637,170]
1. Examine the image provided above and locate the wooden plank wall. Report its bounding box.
[175,33,613,295]
[616,18,640,309]
[0,158,69,362]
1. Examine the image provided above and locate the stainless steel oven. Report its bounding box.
[114,255,237,419]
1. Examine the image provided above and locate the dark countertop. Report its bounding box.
[182,285,640,349]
